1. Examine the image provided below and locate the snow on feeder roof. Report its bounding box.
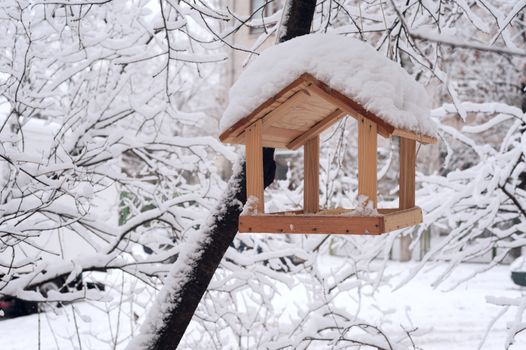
[219,34,438,235]
[220,33,437,146]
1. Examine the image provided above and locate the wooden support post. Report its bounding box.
[358,117,377,207]
[399,137,416,262]
[245,120,264,213]
[304,135,320,213]
[399,137,416,209]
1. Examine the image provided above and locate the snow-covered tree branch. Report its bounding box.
[1,0,526,349]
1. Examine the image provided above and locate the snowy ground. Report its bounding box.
[357,262,526,350]
[1,259,525,349]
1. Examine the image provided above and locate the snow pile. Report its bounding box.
[241,195,259,215]
[345,195,379,217]
[315,195,379,217]
[221,33,436,137]
[510,256,526,272]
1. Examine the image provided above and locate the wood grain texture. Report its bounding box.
[220,79,309,143]
[261,126,303,148]
[261,140,290,148]
[383,207,422,232]
[393,128,437,145]
[358,117,378,208]
[245,120,264,213]
[287,108,345,150]
[301,75,394,138]
[399,137,416,209]
[303,136,319,213]
[239,215,383,235]
[219,73,438,146]
[238,207,423,235]
[269,90,334,132]
[399,137,417,261]
[260,90,311,131]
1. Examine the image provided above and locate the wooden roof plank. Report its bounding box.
[300,74,394,138]
[261,90,311,131]
[392,128,437,144]
[262,140,289,148]
[219,73,437,146]
[287,108,345,150]
[265,126,303,140]
[219,78,309,143]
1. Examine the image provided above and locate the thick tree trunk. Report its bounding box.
[127,2,317,349]
[279,0,317,43]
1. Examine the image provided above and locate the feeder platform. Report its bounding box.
[239,207,422,235]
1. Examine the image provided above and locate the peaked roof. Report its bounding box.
[219,73,437,149]
[220,34,438,144]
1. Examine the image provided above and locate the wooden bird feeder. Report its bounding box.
[220,73,437,235]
